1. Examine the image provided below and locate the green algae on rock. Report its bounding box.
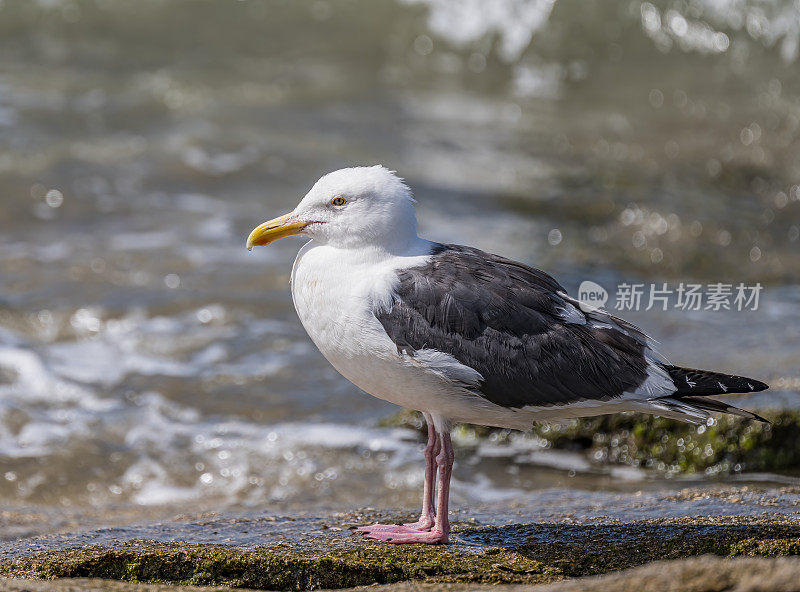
[381,409,800,476]
[5,557,800,592]
[2,510,800,590]
[0,541,558,589]
[500,518,800,577]
[5,556,800,591]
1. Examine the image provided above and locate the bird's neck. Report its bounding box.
[313,234,433,264]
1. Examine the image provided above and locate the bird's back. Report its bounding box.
[373,243,767,426]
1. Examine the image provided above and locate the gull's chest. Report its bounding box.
[286,241,485,415]
[290,244,395,363]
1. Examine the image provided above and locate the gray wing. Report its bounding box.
[375,244,657,409]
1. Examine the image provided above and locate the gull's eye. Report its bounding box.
[331,196,346,206]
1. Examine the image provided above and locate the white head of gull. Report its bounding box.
[247,165,768,544]
[248,165,420,253]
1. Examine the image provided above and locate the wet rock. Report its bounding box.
[529,556,800,592]
[0,579,243,592]
[4,556,800,591]
[1,537,557,589]
[1,490,799,590]
[381,409,800,476]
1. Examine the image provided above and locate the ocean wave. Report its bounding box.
[405,0,800,63]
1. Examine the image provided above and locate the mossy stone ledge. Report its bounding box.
[2,540,557,589]
[2,499,799,590]
[381,408,800,476]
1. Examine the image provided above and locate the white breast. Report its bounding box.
[290,240,439,411]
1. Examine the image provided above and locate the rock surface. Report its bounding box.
[2,487,799,590]
[0,580,242,592]
[530,556,800,592]
[3,556,800,592]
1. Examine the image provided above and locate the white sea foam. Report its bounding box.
[41,308,303,388]
[0,321,585,509]
[405,0,800,64]
[401,0,557,61]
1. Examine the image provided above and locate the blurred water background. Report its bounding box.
[1,0,799,537]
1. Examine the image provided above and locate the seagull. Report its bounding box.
[246,165,769,544]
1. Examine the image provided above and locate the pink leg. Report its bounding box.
[362,429,453,544]
[401,413,439,529]
[354,414,439,535]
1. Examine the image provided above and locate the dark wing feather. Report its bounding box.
[375,244,651,408]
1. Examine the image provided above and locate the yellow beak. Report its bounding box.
[246,212,308,249]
